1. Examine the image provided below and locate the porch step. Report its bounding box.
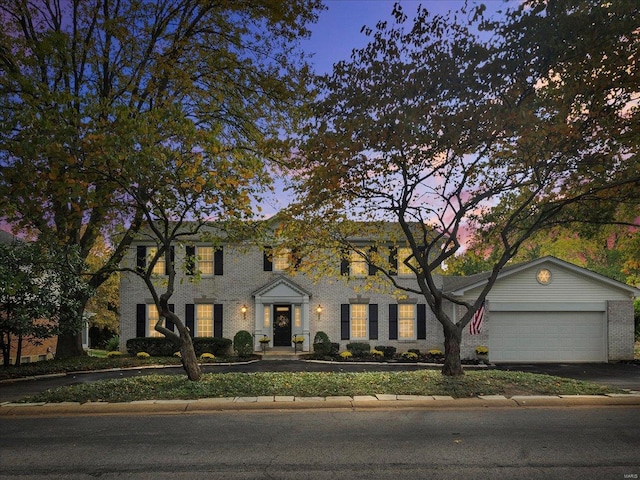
[258,348,306,361]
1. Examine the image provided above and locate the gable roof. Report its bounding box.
[443,256,640,297]
[252,275,312,298]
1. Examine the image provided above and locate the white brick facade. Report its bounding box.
[120,243,638,362]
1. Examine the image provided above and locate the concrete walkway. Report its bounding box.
[3,392,640,416]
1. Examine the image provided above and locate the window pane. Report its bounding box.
[273,248,291,271]
[398,248,413,276]
[148,247,165,275]
[148,305,164,337]
[351,304,367,339]
[197,304,214,337]
[398,304,415,339]
[198,247,214,275]
[350,250,368,276]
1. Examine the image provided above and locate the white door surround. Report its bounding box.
[252,276,312,351]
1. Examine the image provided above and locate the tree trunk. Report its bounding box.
[179,329,202,381]
[55,332,86,359]
[15,334,23,367]
[441,323,464,377]
[1,333,11,367]
[54,299,89,359]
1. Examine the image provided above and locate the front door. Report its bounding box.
[273,305,292,347]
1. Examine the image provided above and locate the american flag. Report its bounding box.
[469,301,485,335]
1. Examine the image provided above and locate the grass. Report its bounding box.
[22,370,625,404]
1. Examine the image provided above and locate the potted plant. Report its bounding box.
[292,335,305,353]
[259,335,270,353]
[475,345,489,364]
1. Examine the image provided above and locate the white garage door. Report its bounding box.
[489,311,606,362]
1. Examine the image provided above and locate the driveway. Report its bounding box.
[495,362,640,392]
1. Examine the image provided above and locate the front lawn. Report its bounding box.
[22,370,624,404]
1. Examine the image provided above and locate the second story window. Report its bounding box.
[273,248,291,272]
[350,249,368,277]
[147,247,166,276]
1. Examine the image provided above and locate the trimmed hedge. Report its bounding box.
[346,342,370,358]
[374,345,397,360]
[126,337,232,357]
[313,331,332,356]
[233,330,254,358]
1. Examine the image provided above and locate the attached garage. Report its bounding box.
[488,310,606,363]
[446,256,639,363]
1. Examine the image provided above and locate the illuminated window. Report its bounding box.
[397,247,414,276]
[197,247,214,275]
[264,305,271,328]
[294,305,301,328]
[196,304,214,337]
[398,304,416,340]
[273,248,291,271]
[351,304,367,339]
[148,247,165,275]
[147,305,164,337]
[350,250,368,277]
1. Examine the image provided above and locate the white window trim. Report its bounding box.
[196,246,215,276]
[350,303,368,340]
[398,303,417,341]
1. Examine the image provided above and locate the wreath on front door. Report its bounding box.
[276,315,289,328]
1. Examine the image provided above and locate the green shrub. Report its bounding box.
[346,342,370,358]
[233,330,254,358]
[126,337,177,356]
[193,337,232,356]
[374,345,396,359]
[402,351,419,361]
[105,335,120,352]
[313,331,332,356]
[330,342,340,355]
[126,336,231,357]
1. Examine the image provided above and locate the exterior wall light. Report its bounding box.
[241,305,247,320]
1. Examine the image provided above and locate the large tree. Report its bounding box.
[0,240,91,366]
[290,0,639,376]
[0,0,323,358]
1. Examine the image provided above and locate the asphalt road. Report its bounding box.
[1,360,639,403]
[1,407,639,479]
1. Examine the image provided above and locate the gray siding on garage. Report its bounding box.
[456,260,636,362]
[488,311,606,362]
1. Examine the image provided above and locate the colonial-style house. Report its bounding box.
[119,226,638,362]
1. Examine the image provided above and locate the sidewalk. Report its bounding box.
[3,391,640,416]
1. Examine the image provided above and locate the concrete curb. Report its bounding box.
[2,393,640,417]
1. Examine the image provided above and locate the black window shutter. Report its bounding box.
[263,247,273,271]
[340,304,350,340]
[389,304,398,340]
[165,304,175,332]
[340,258,349,276]
[214,247,224,275]
[389,247,398,275]
[185,246,196,276]
[214,304,223,337]
[164,246,175,275]
[136,246,146,273]
[136,304,146,337]
[186,304,195,337]
[417,304,427,340]
[368,247,378,276]
[292,248,302,270]
[369,304,378,340]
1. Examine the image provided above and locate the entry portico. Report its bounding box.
[252,276,312,351]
